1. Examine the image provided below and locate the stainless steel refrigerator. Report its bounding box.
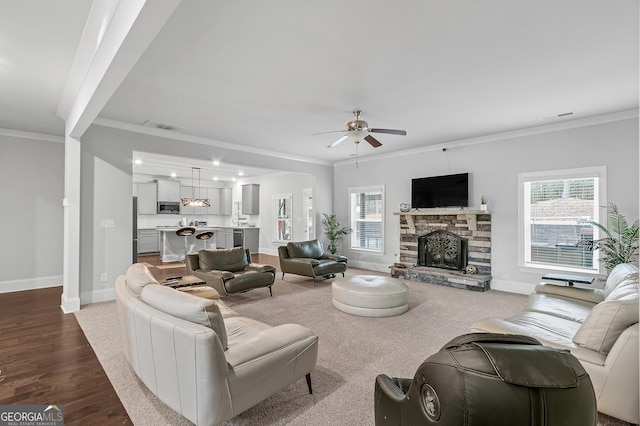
[132,196,138,264]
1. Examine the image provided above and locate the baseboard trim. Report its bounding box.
[80,287,116,305]
[0,275,63,293]
[490,279,535,295]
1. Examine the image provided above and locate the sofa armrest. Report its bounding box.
[535,284,604,304]
[245,263,276,274]
[321,253,347,263]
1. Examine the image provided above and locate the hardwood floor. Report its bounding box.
[0,253,278,425]
[0,286,131,425]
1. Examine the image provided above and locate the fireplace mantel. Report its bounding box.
[393,209,488,215]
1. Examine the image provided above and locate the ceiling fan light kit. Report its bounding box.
[318,110,407,149]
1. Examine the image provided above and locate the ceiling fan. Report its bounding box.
[314,110,407,148]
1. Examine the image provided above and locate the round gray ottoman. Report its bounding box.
[332,275,409,317]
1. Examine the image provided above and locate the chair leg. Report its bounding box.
[281,272,285,280]
[342,272,345,277]
[305,373,313,394]
[269,286,273,297]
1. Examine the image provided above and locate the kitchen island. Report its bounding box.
[157,227,217,262]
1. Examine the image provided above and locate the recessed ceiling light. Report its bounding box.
[212,160,220,166]
[232,177,237,181]
[238,171,244,176]
[171,172,177,178]
[134,159,142,165]
[213,177,218,181]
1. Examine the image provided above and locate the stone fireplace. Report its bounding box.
[418,230,468,270]
[391,210,491,291]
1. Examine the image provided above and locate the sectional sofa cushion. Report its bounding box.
[141,284,228,349]
[573,293,639,354]
[198,247,248,272]
[125,262,159,295]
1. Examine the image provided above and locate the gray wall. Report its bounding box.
[1,116,637,301]
[333,117,639,293]
[78,124,334,303]
[0,135,64,290]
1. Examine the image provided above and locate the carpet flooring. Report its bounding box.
[75,268,626,425]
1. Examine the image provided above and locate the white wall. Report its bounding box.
[239,172,318,255]
[0,134,64,292]
[78,124,334,303]
[333,116,639,294]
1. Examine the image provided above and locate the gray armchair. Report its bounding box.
[278,239,347,282]
[186,247,276,296]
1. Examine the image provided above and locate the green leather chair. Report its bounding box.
[186,247,276,296]
[278,239,347,282]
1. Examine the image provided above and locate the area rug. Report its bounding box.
[75,269,625,425]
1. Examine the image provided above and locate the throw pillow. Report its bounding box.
[125,263,159,296]
[141,284,228,350]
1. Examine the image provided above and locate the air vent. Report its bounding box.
[539,112,575,121]
[142,120,184,133]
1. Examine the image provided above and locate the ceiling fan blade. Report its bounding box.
[312,130,347,135]
[369,128,407,136]
[328,135,349,148]
[364,135,382,148]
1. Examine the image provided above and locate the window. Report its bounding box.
[519,167,606,273]
[349,186,384,253]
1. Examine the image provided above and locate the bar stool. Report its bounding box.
[196,231,214,249]
[176,226,196,261]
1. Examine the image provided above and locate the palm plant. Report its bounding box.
[578,202,639,272]
[323,213,351,254]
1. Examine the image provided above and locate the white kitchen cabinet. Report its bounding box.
[219,188,233,216]
[136,183,157,215]
[242,184,260,215]
[207,188,221,215]
[242,227,260,253]
[215,228,235,248]
[138,229,159,253]
[156,180,180,202]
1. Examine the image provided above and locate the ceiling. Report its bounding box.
[2,1,638,171]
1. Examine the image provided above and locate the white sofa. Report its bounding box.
[115,263,319,425]
[472,263,639,424]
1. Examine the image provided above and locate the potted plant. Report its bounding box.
[480,196,488,211]
[578,202,639,273]
[323,213,351,254]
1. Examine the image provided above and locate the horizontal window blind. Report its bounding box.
[524,177,599,271]
[350,186,384,252]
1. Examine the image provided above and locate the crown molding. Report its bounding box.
[0,128,65,143]
[92,117,334,167]
[334,109,639,167]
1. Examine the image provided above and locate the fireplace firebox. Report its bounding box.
[418,230,468,271]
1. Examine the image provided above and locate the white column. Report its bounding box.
[61,135,81,313]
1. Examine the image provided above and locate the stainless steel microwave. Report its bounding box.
[157,201,180,214]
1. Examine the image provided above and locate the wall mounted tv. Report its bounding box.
[411,173,469,209]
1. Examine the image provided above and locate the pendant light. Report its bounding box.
[181,167,210,207]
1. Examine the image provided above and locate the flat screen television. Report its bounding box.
[411,173,469,209]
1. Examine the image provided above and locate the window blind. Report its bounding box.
[349,186,384,252]
[524,177,599,271]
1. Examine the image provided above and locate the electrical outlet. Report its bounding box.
[100,273,107,282]
[100,219,115,228]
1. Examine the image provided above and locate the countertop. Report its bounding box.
[156,226,217,232]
